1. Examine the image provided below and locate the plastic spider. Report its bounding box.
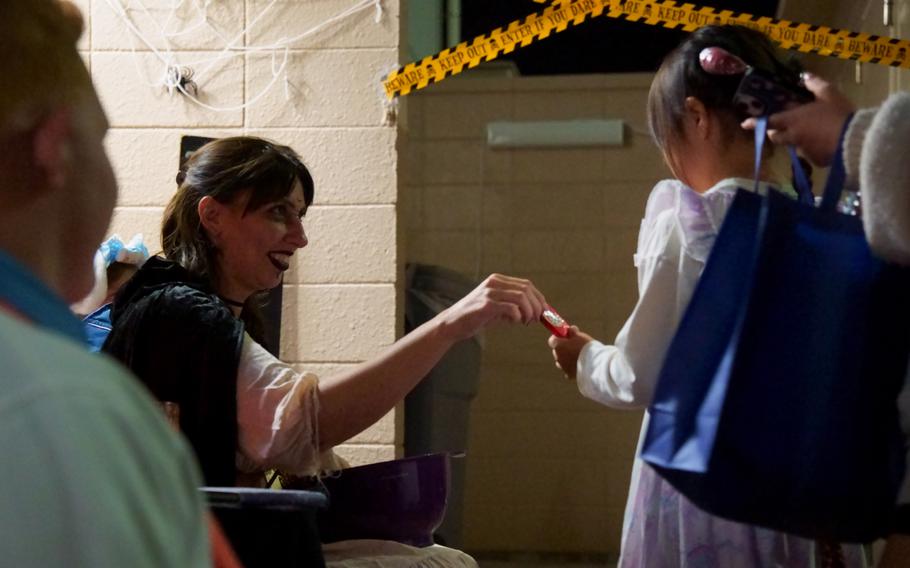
[167,65,198,96]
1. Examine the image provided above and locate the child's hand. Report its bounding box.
[741,73,855,167]
[547,326,594,380]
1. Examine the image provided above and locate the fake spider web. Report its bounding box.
[101,0,386,113]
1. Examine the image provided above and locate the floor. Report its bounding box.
[473,552,617,568]
[480,563,614,568]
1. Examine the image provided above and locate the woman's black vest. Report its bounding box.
[103,257,243,486]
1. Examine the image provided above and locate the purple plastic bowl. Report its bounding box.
[317,453,450,547]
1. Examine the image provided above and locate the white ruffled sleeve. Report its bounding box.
[576,179,734,409]
[235,333,341,477]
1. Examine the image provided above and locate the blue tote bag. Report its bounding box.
[641,119,910,542]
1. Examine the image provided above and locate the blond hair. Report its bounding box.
[0,1,93,134]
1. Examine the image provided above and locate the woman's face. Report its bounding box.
[213,179,308,300]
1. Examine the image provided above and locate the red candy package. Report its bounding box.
[540,305,570,338]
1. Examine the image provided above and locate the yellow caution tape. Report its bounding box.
[384,0,910,99]
[384,0,607,98]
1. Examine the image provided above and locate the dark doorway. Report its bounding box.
[461,0,781,75]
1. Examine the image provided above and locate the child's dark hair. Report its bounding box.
[648,25,803,159]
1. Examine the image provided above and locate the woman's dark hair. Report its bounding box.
[161,136,314,341]
[648,25,803,161]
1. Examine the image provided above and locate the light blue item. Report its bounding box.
[99,234,150,268]
[84,304,113,352]
[79,234,150,351]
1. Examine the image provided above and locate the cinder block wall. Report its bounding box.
[777,0,910,103]
[402,6,910,552]
[402,73,667,556]
[76,0,403,465]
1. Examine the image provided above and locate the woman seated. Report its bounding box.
[102,136,546,565]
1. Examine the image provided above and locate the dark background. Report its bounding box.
[461,0,780,75]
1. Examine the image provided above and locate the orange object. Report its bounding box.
[208,514,244,568]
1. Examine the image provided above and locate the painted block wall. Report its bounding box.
[401,2,910,556]
[402,72,666,556]
[76,0,402,465]
[777,0,910,105]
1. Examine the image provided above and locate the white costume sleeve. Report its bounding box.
[577,179,738,409]
[235,333,340,477]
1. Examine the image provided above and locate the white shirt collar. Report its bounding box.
[704,177,796,199]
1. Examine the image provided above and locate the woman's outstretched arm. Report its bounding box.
[315,273,546,449]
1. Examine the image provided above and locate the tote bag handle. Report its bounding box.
[751,116,813,204]
[753,114,854,211]
[819,115,854,212]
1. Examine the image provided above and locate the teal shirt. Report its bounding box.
[0,310,211,566]
[0,250,209,566]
